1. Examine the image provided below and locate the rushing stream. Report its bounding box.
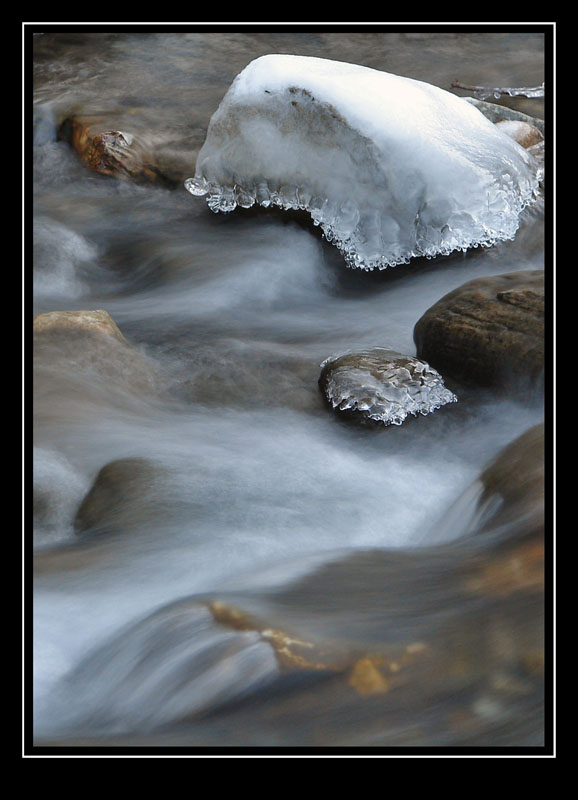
[29,28,548,751]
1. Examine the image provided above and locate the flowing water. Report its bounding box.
[30,29,547,750]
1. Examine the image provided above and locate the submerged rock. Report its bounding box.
[477,423,545,536]
[432,423,545,544]
[186,54,542,270]
[59,515,543,744]
[58,115,176,186]
[74,457,167,537]
[33,216,96,299]
[52,417,546,745]
[55,603,278,733]
[318,348,457,426]
[413,270,545,391]
[173,340,323,413]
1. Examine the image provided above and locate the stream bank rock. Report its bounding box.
[58,115,178,187]
[413,271,545,392]
[318,348,457,426]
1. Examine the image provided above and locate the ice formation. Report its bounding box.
[319,348,458,426]
[451,80,545,100]
[185,55,543,270]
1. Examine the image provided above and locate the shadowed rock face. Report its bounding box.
[74,458,166,537]
[477,423,545,535]
[318,348,457,426]
[413,270,544,392]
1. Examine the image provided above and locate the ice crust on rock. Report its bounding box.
[319,348,458,426]
[186,54,543,270]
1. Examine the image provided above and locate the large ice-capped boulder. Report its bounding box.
[185,55,543,270]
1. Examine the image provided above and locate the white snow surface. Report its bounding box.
[186,54,542,270]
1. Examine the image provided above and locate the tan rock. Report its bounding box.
[495,119,544,149]
[33,309,161,409]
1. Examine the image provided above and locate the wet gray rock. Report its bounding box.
[318,348,457,426]
[433,423,545,544]
[413,271,544,392]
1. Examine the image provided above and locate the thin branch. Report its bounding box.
[451,81,545,100]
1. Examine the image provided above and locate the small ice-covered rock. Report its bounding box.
[186,54,542,270]
[319,348,457,426]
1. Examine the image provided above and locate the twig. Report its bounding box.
[451,81,545,99]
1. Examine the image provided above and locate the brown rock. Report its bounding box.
[74,457,166,536]
[413,270,545,391]
[465,537,544,597]
[58,115,176,186]
[494,120,544,149]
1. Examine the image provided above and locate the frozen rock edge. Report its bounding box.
[319,348,458,426]
[185,54,542,270]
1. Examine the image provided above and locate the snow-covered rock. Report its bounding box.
[186,54,542,270]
